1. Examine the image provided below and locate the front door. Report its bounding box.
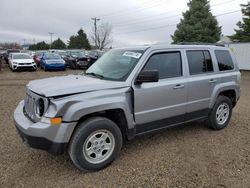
[133,50,187,134]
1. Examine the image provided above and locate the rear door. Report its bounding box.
[133,50,187,133]
[185,49,217,119]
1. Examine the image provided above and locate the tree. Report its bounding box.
[68,29,90,49]
[51,38,66,49]
[29,41,50,50]
[0,42,20,49]
[171,0,221,43]
[230,2,250,42]
[91,22,113,50]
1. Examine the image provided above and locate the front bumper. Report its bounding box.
[77,60,89,68]
[14,100,77,155]
[44,63,65,70]
[13,64,37,70]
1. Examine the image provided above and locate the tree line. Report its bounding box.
[29,29,91,50]
[29,22,113,51]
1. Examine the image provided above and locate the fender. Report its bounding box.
[53,88,135,130]
[209,81,240,109]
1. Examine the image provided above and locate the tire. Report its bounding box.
[206,96,232,130]
[69,117,123,171]
[69,61,76,69]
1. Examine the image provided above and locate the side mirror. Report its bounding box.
[135,70,159,85]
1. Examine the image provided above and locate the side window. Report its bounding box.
[186,50,214,75]
[215,50,234,71]
[142,51,182,79]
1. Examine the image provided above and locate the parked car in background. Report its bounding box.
[86,50,105,67]
[4,49,20,64]
[40,52,65,71]
[64,50,89,69]
[0,49,6,60]
[33,50,46,67]
[9,53,37,71]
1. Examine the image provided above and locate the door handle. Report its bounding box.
[208,79,217,84]
[173,84,184,89]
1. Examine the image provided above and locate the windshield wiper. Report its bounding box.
[85,72,104,79]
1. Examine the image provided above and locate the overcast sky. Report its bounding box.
[0,0,248,47]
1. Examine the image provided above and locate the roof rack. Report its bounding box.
[178,42,225,47]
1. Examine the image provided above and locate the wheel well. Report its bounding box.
[75,109,129,141]
[219,90,236,107]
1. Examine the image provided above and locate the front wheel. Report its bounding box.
[206,96,232,130]
[69,117,123,171]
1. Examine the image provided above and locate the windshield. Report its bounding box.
[13,54,31,59]
[86,49,144,81]
[44,53,61,59]
[36,51,46,57]
[70,51,85,58]
[57,51,66,56]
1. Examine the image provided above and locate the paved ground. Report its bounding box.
[0,62,249,188]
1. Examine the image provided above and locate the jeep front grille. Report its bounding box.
[24,89,48,122]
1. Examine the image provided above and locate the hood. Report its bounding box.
[13,59,34,63]
[46,59,64,63]
[27,74,129,97]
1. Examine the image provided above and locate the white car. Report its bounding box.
[9,53,37,71]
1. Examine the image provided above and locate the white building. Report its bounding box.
[228,43,250,70]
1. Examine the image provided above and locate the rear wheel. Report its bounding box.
[69,117,123,171]
[206,96,232,130]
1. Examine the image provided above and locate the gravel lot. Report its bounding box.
[0,62,249,188]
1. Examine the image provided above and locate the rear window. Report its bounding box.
[186,50,213,75]
[215,50,234,71]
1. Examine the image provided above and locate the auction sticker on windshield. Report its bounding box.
[123,51,142,59]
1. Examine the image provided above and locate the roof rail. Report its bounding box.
[178,42,225,47]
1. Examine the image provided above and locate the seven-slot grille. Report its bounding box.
[19,63,32,65]
[24,89,48,122]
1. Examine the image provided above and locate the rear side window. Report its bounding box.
[186,50,213,75]
[215,50,234,71]
[143,51,182,79]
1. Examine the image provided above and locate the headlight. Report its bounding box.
[13,62,18,64]
[35,98,45,117]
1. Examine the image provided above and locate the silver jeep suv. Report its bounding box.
[14,44,240,171]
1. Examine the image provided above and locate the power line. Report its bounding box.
[215,9,241,17]
[116,9,241,35]
[80,0,235,32]
[98,0,174,19]
[111,0,235,27]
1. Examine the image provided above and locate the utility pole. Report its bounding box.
[91,17,100,47]
[48,32,54,48]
